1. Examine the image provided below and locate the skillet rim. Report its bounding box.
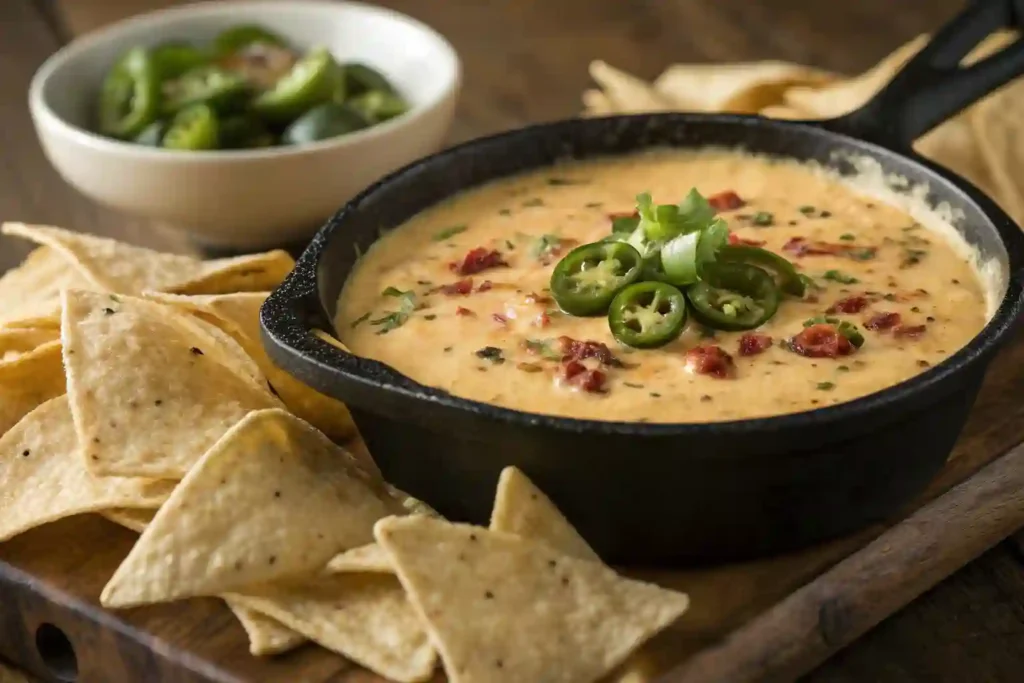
[262,111,1024,438]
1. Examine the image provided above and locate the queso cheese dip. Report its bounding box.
[336,151,990,423]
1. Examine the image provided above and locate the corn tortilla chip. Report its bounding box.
[758,104,810,120]
[581,88,615,116]
[654,61,835,114]
[376,516,689,683]
[227,575,436,682]
[143,292,359,446]
[0,396,174,542]
[0,340,66,437]
[589,61,676,114]
[225,600,308,657]
[101,409,406,607]
[326,542,394,573]
[62,290,279,478]
[0,246,97,327]
[101,508,156,533]
[971,79,1024,227]
[2,223,293,296]
[0,327,60,362]
[489,466,599,562]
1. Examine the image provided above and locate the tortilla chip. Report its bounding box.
[582,88,615,116]
[225,600,308,657]
[759,104,810,120]
[143,292,359,445]
[61,290,279,478]
[0,247,97,327]
[0,327,60,362]
[227,575,436,682]
[0,340,66,437]
[489,466,599,562]
[101,508,156,533]
[589,61,676,114]
[2,223,292,296]
[971,79,1024,227]
[376,516,689,683]
[654,61,835,114]
[0,396,174,542]
[100,409,405,607]
[326,542,394,574]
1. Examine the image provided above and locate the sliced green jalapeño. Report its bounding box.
[716,245,805,297]
[686,262,780,331]
[608,282,688,349]
[252,47,337,123]
[550,242,643,316]
[97,47,161,139]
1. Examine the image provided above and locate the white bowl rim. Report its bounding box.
[29,0,462,163]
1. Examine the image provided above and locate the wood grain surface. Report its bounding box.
[2,1,1024,682]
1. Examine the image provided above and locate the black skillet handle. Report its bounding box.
[827,0,1024,150]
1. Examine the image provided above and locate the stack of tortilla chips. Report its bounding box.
[583,31,1024,230]
[0,223,689,682]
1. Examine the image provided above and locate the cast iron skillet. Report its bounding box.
[262,0,1024,565]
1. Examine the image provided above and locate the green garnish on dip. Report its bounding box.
[548,188,803,348]
[92,25,409,150]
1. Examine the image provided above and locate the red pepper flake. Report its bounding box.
[683,345,736,378]
[455,306,475,317]
[783,237,878,260]
[788,324,854,358]
[894,324,927,339]
[738,333,773,357]
[864,311,902,331]
[477,280,493,293]
[524,292,553,305]
[492,313,509,325]
[728,234,767,247]
[559,336,622,368]
[708,190,745,212]
[440,278,474,296]
[449,247,508,275]
[535,311,551,328]
[827,295,870,314]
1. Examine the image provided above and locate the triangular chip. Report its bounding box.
[588,60,676,114]
[489,466,599,562]
[101,508,156,533]
[376,516,689,683]
[0,396,175,542]
[101,409,405,607]
[225,600,308,657]
[581,88,615,116]
[227,574,436,682]
[326,542,394,574]
[0,340,66,437]
[653,61,835,113]
[971,78,1024,227]
[143,292,359,445]
[0,327,60,362]
[2,223,293,296]
[0,246,98,326]
[62,290,279,478]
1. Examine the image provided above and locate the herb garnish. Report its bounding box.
[350,311,371,328]
[623,382,645,389]
[475,346,505,364]
[798,205,816,215]
[523,338,563,360]
[532,234,564,261]
[803,316,865,348]
[498,208,512,216]
[751,211,774,226]
[433,225,468,242]
[547,177,587,186]
[585,201,604,208]
[816,381,836,391]
[823,270,859,284]
[839,233,856,241]
[371,287,418,334]
[847,247,876,261]
[900,248,927,268]
[522,198,545,207]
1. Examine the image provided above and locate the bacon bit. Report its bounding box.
[534,311,551,328]
[864,311,902,331]
[449,247,508,275]
[684,345,736,378]
[788,324,854,358]
[577,368,607,393]
[563,360,586,380]
[894,324,927,339]
[708,190,745,212]
[728,234,767,247]
[492,313,508,325]
[477,280,493,293]
[783,237,878,260]
[559,336,622,368]
[738,333,773,357]
[524,292,553,305]
[440,278,474,296]
[455,306,475,317]
[827,295,870,314]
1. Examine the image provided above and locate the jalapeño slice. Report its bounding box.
[151,42,209,79]
[686,262,780,331]
[162,104,219,150]
[282,103,370,145]
[252,47,337,123]
[716,245,805,297]
[161,67,250,116]
[550,242,642,316]
[97,47,160,139]
[608,282,688,349]
[342,62,400,98]
[214,25,289,57]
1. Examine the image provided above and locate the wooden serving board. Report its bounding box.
[2,325,1024,683]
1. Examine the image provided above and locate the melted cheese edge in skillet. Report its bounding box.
[336,151,991,423]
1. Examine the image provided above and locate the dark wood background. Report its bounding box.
[2,0,1023,681]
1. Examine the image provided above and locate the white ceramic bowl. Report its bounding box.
[29,0,460,250]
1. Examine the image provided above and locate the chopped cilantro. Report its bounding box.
[350,312,371,328]
[823,270,859,284]
[623,382,645,389]
[585,201,604,208]
[798,205,816,215]
[432,225,468,241]
[839,233,856,241]
[498,208,512,216]
[371,287,418,334]
[837,365,850,372]
[505,239,515,251]
[901,248,928,268]
[847,247,876,261]
[475,346,505,364]
[816,381,836,391]
[532,234,564,261]
[546,177,586,186]
[524,338,563,360]
[522,198,545,207]
[751,211,774,226]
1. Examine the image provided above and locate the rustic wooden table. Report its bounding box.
[2,0,1024,681]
